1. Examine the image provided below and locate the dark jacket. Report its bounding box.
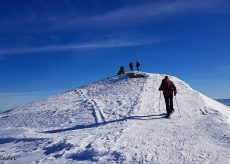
[159,79,177,96]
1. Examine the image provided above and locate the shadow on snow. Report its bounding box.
[0,137,47,144]
[42,113,166,134]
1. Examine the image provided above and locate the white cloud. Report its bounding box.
[0,37,162,57]
[0,0,228,58]
[59,0,229,29]
[1,0,227,33]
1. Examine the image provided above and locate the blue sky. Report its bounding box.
[1,0,230,111]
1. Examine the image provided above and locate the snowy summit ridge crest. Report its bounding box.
[0,72,230,163]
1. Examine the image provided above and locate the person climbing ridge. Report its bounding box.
[159,76,177,118]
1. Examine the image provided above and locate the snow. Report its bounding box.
[0,72,230,163]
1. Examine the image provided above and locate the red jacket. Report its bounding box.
[159,79,177,95]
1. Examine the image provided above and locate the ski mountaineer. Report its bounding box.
[136,61,140,71]
[129,62,134,71]
[159,76,177,118]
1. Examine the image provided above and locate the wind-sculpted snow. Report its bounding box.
[0,73,230,163]
[0,74,146,128]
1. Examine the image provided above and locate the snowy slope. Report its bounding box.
[0,73,230,164]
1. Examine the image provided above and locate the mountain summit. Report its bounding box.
[0,73,230,163]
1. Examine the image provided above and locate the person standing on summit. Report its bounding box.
[159,76,177,118]
[129,62,134,71]
[136,61,140,71]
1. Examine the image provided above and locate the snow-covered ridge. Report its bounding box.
[0,73,146,128]
[0,72,229,163]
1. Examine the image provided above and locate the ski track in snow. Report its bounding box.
[0,73,230,163]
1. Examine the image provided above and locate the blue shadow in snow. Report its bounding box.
[42,113,166,134]
[43,142,73,155]
[0,137,47,144]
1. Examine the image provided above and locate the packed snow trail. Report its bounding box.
[113,74,230,163]
[0,73,230,163]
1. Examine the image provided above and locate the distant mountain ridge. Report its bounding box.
[216,99,230,107]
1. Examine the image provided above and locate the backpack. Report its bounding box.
[162,80,173,94]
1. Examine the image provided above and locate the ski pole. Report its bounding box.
[175,95,181,117]
[159,92,161,111]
